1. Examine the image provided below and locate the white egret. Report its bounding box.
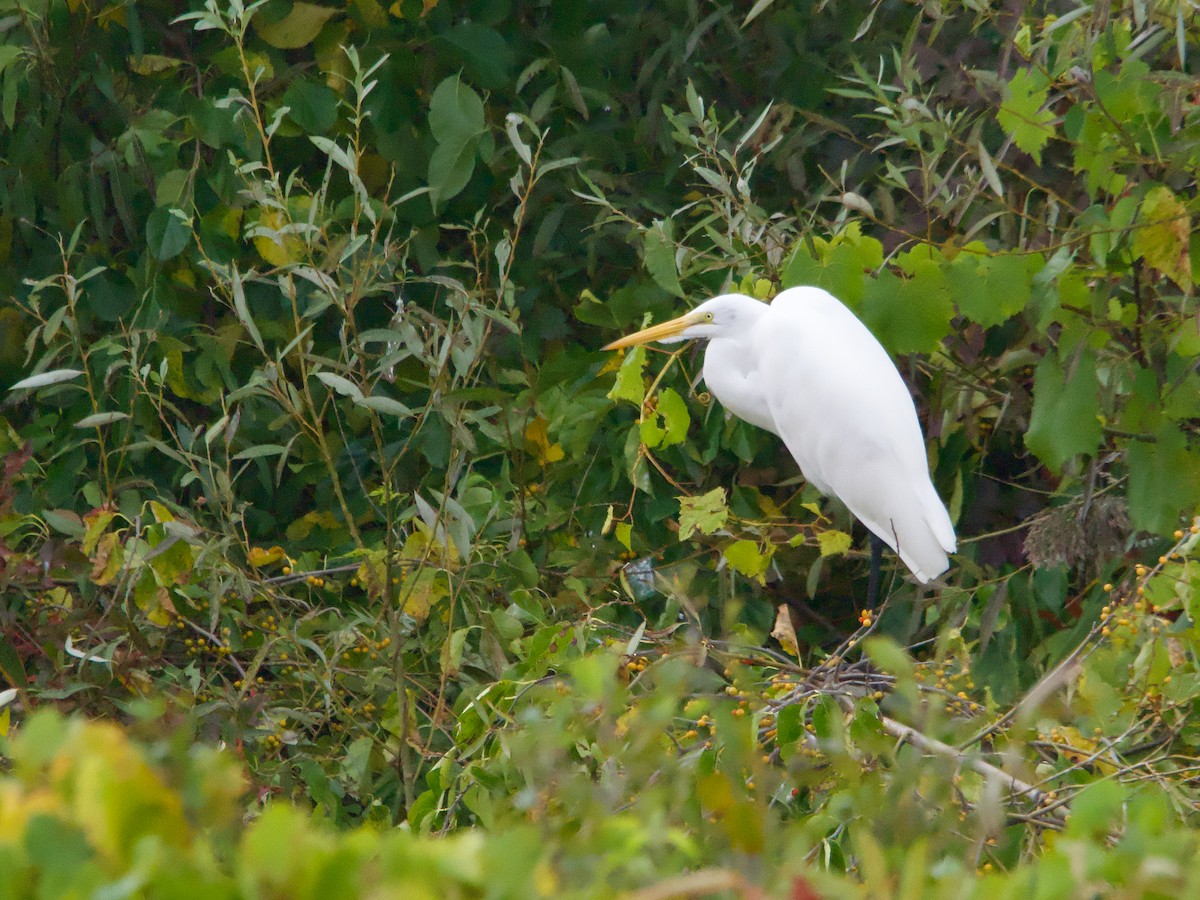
[603,286,955,599]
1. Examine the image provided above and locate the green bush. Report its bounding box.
[1,0,1199,894]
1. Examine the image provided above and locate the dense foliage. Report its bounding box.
[1,0,1199,894]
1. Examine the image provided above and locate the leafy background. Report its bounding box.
[1,0,1199,895]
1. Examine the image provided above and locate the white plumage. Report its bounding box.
[603,286,955,583]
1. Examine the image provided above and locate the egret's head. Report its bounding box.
[602,294,760,350]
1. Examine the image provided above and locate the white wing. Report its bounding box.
[754,287,956,582]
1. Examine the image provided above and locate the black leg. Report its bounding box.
[866,533,884,610]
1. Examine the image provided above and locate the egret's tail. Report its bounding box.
[849,479,956,584]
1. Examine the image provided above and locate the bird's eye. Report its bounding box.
[703,312,714,322]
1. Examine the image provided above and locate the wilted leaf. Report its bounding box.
[678,488,728,540]
[398,568,449,623]
[771,604,799,657]
[1132,186,1192,291]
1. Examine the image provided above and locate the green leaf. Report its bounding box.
[283,80,338,134]
[1025,351,1103,472]
[781,224,883,310]
[608,345,646,406]
[860,260,953,355]
[640,387,690,448]
[946,251,1042,327]
[314,371,364,401]
[1064,780,1126,839]
[1127,424,1200,535]
[656,387,690,445]
[678,488,728,540]
[997,67,1056,164]
[810,693,842,741]
[774,703,803,760]
[643,220,684,298]
[429,75,486,146]
[427,76,488,210]
[1132,186,1192,292]
[146,206,190,261]
[0,634,25,690]
[428,138,480,210]
[230,266,265,353]
[863,637,915,680]
[437,23,514,89]
[0,45,23,77]
[355,395,413,418]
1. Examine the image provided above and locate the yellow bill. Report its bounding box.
[601,311,700,350]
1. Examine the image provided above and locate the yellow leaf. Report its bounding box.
[398,568,448,623]
[171,264,196,289]
[248,545,287,568]
[697,771,735,815]
[523,416,565,464]
[755,490,783,518]
[82,510,117,556]
[817,529,852,558]
[217,206,242,239]
[60,722,191,862]
[597,352,624,375]
[253,2,340,50]
[148,500,175,523]
[402,524,459,569]
[252,208,305,267]
[724,539,772,584]
[615,522,633,551]
[353,0,388,26]
[128,54,183,75]
[285,510,340,541]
